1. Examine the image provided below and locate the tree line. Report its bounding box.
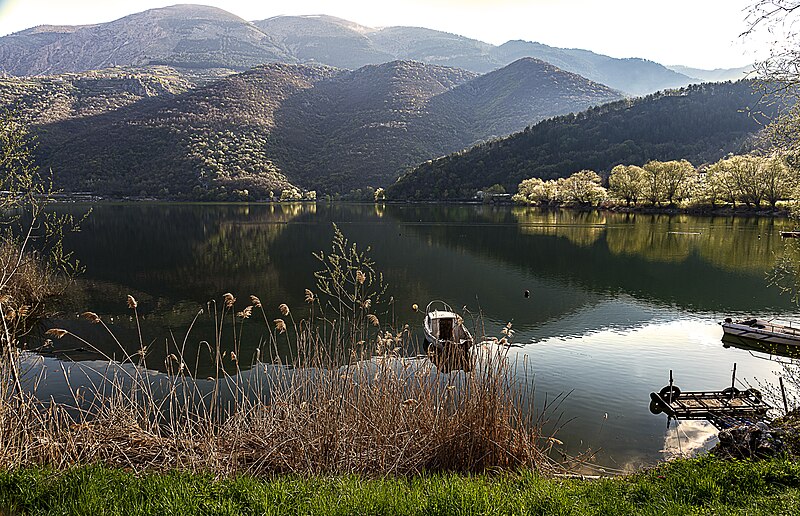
[513,154,800,210]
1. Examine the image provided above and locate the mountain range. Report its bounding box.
[1,58,621,198]
[0,4,765,200]
[0,4,747,96]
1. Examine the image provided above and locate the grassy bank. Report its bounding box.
[0,457,798,515]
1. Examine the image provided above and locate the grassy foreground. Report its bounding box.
[1,457,799,515]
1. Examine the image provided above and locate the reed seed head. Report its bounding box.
[45,328,68,339]
[362,298,372,310]
[230,351,238,362]
[304,289,315,303]
[126,295,138,309]
[0,294,10,304]
[367,314,379,327]
[223,293,236,308]
[237,306,252,319]
[279,303,290,316]
[4,309,15,320]
[274,318,286,333]
[80,311,101,324]
[250,295,262,308]
[356,270,366,285]
[17,305,29,318]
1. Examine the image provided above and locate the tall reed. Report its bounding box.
[1,294,563,476]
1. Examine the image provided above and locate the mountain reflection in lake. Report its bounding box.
[30,202,798,470]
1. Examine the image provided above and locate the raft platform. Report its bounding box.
[649,366,771,430]
[649,387,769,429]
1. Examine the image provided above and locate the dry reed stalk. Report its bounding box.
[0,291,561,477]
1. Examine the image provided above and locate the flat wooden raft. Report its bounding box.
[650,388,769,429]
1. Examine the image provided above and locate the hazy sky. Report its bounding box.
[0,0,776,69]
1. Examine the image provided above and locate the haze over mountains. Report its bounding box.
[0,4,741,96]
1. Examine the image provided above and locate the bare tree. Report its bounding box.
[745,1,800,152]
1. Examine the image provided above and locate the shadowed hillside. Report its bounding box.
[388,81,777,200]
[20,64,339,199]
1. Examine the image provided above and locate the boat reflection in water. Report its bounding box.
[722,318,800,359]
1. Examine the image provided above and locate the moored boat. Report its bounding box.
[781,231,800,238]
[721,318,800,352]
[423,300,473,372]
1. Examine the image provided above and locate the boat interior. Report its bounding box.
[429,311,469,343]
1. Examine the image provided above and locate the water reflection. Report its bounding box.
[29,202,799,469]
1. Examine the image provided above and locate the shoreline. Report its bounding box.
[52,194,796,219]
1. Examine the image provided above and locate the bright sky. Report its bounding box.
[0,0,776,69]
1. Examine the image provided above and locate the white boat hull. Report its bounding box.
[722,319,800,355]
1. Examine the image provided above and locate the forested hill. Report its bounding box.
[387,81,775,200]
[7,64,341,199]
[1,59,621,198]
[277,58,621,192]
[428,58,620,141]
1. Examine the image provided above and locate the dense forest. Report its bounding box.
[387,81,780,200]
[0,59,621,199]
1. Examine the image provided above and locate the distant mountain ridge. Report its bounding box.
[1,59,622,198]
[0,4,743,96]
[666,64,754,83]
[256,15,694,96]
[0,5,294,76]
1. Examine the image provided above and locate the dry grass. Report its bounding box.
[0,291,561,477]
[0,239,63,332]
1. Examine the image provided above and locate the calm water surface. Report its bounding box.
[30,203,800,471]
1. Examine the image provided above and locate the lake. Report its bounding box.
[28,202,800,472]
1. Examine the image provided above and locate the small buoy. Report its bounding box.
[412,303,418,312]
[524,290,530,298]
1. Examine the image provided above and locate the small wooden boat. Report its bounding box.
[781,231,800,238]
[424,300,473,372]
[721,318,800,350]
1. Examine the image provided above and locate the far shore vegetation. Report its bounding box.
[510,154,800,214]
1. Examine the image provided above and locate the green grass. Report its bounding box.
[1,457,799,515]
